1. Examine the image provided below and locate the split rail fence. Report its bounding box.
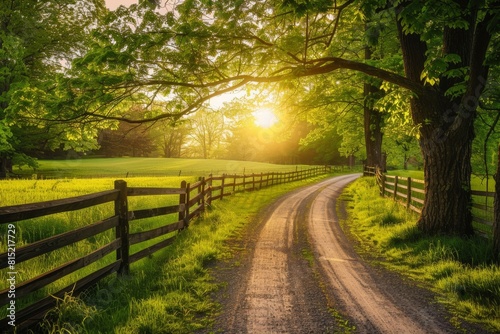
[0,166,330,331]
[364,166,494,238]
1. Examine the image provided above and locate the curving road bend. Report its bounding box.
[207,175,483,333]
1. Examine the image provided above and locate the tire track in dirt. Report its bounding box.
[308,176,455,333]
[206,174,488,333]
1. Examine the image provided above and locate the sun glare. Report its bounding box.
[253,108,278,128]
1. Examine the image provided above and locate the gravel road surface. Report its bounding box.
[203,175,488,333]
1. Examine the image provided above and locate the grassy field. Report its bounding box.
[0,172,336,333]
[343,177,500,332]
[7,161,497,332]
[388,169,495,191]
[14,157,320,179]
[0,159,338,332]
[0,176,198,324]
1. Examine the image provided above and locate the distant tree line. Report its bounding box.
[38,107,350,166]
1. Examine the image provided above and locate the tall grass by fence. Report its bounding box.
[0,166,331,332]
[363,166,494,239]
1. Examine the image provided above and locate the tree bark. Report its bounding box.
[363,41,384,169]
[363,82,383,169]
[395,4,482,236]
[493,145,500,261]
[417,104,475,236]
[0,156,13,179]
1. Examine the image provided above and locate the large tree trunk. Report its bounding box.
[493,145,500,261]
[363,34,384,169]
[395,6,486,237]
[417,103,475,236]
[363,84,383,169]
[0,156,12,179]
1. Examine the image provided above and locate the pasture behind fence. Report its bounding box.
[364,166,494,239]
[0,166,330,331]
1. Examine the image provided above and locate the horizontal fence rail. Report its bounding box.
[365,166,494,239]
[0,166,332,331]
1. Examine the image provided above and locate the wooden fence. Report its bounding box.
[364,166,494,238]
[0,166,330,331]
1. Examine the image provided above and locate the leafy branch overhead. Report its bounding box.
[2,0,500,240]
[27,0,434,124]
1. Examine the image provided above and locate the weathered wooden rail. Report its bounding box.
[364,166,494,238]
[0,166,330,331]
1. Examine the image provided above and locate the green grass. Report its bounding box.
[0,177,197,324]
[27,173,337,333]
[14,157,321,179]
[387,169,425,180]
[0,160,338,332]
[343,177,500,332]
[387,169,495,238]
[388,169,495,192]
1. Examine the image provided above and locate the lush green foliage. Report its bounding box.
[344,177,500,332]
[3,0,499,175]
[1,0,499,237]
[0,0,106,172]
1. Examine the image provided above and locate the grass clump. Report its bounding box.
[41,291,101,333]
[343,177,500,332]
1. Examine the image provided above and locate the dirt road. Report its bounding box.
[205,175,487,333]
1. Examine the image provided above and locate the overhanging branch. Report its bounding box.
[53,55,427,124]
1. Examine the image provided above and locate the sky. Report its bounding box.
[105,0,138,10]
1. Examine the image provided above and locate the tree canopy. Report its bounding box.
[0,0,106,175]
[3,0,500,243]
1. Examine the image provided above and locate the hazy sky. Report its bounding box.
[105,0,138,10]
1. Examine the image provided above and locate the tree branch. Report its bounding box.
[299,57,427,96]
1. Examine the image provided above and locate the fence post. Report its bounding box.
[197,177,203,205]
[179,180,187,225]
[381,174,386,197]
[252,173,255,190]
[394,176,398,200]
[185,182,191,226]
[220,174,225,199]
[114,180,129,276]
[206,175,212,207]
[201,177,206,212]
[493,145,500,260]
[407,177,412,209]
[233,175,236,194]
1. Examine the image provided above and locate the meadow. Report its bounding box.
[4,161,497,332]
[13,157,317,179]
[0,158,336,333]
[388,169,496,191]
[0,176,197,325]
[0,158,334,332]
